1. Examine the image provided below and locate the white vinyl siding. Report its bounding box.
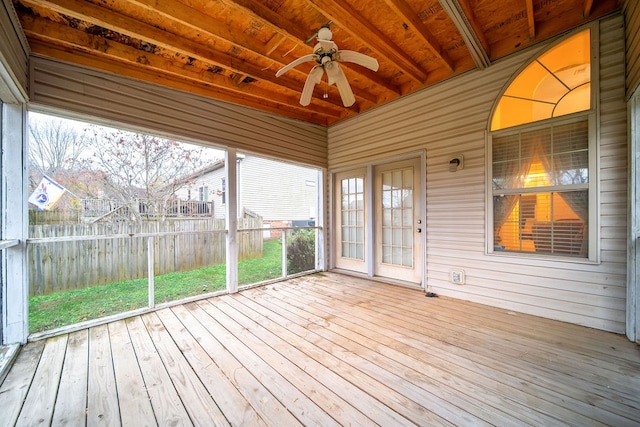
[328,15,628,333]
[28,57,327,168]
[0,1,28,102]
[238,156,317,222]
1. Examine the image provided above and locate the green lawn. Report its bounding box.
[29,239,283,333]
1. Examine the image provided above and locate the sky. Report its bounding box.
[28,111,226,165]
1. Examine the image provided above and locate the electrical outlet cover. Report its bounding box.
[450,270,465,284]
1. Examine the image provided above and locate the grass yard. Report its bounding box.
[29,239,283,333]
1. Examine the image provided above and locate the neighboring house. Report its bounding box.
[176,155,318,229]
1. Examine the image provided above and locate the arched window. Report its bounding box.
[489,29,594,259]
[492,29,591,131]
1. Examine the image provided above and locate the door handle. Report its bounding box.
[416,228,422,233]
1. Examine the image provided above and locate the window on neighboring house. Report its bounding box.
[199,186,209,202]
[489,28,595,259]
[221,178,226,204]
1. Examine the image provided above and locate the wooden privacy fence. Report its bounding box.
[28,218,263,297]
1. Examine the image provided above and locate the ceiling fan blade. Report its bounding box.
[300,66,324,106]
[337,50,379,71]
[276,54,317,77]
[325,62,355,107]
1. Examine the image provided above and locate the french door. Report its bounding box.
[334,168,368,274]
[334,158,423,285]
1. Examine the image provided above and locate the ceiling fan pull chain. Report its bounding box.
[323,74,329,99]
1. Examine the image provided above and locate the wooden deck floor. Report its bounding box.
[1,272,639,426]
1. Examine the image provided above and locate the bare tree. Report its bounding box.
[28,113,88,179]
[85,127,206,220]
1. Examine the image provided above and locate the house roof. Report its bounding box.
[13,0,621,126]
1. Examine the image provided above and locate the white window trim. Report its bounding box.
[486,24,600,263]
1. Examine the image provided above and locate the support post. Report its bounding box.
[2,103,28,344]
[226,149,238,293]
[147,237,155,308]
[281,230,288,278]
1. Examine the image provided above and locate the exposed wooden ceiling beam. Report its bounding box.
[382,0,454,71]
[20,0,291,89]
[526,0,535,39]
[224,0,311,43]
[127,0,263,60]
[453,0,490,56]
[265,34,287,56]
[20,15,345,121]
[583,0,595,18]
[306,0,429,83]
[28,41,339,125]
[127,0,381,103]
[22,0,380,106]
[224,0,402,97]
[439,0,491,69]
[130,0,380,100]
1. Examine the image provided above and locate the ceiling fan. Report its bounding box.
[276,26,379,107]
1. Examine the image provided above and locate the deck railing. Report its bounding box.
[81,198,214,221]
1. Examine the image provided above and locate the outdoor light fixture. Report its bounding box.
[449,154,464,172]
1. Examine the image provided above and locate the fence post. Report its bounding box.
[281,230,287,278]
[147,236,154,308]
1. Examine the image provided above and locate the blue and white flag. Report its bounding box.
[28,175,66,211]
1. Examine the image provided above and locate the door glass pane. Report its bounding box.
[381,167,414,267]
[340,177,365,260]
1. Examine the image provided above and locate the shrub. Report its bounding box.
[287,229,316,274]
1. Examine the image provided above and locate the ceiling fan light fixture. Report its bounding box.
[317,26,332,41]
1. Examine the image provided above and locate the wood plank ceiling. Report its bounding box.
[13,0,621,126]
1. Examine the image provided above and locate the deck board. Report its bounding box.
[108,320,156,426]
[0,340,45,426]
[178,302,304,427]
[141,312,229,427]
[211,296,376,426]
[15,335,67,427]
[220,294,416,426]
[1,272,639,426]
[87,325,119,426]
[124,316,190,425]
[52,330,88,426]
[154,308,268,427]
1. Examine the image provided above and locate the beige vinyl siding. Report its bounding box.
[237,157,318,222]
[204,169,226,220]
[625,0,640,97]
[328,14,628,333]
[28,57,327,168]
[0,1,28,101]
